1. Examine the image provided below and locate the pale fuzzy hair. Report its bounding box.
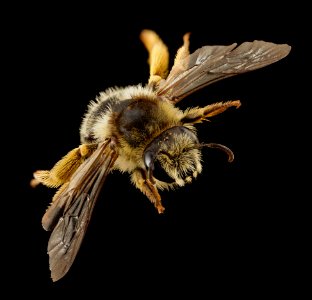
[80,85,159,143]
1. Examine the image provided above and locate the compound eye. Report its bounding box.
[144,151,153,169]
[153,160,174,183]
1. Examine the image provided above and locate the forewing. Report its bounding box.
[42,139,118,281]
[156,40,291,103]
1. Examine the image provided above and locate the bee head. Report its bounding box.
[143,126,235,190]
[144,126,202,189]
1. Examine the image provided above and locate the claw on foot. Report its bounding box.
[156,203,165,214]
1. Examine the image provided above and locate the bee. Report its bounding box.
[31,29,291,281]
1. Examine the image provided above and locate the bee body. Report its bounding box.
[32,30,291,281]
[80,85,186,175]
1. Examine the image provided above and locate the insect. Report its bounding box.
[31,29,291,281]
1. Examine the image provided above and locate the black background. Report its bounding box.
[4,2,306,297]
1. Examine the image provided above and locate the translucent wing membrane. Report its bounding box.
[156,40,291,103]
[42,139,118,282]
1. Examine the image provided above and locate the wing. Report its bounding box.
[156,40,291,103]
[41,139,118,282]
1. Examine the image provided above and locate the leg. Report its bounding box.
[131,168,165,214]
[181,100,241,124]
[174,32,190,64]
[32,143,97,188]
[140,29,169,86]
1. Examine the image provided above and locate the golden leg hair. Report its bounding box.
[32,143,97,188]
[131,169,165,214]
[182,100,241,124]
[140,29,169,86]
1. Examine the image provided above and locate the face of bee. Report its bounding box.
[144,126,202,190]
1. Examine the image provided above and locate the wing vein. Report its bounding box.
[44,139,118,281]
